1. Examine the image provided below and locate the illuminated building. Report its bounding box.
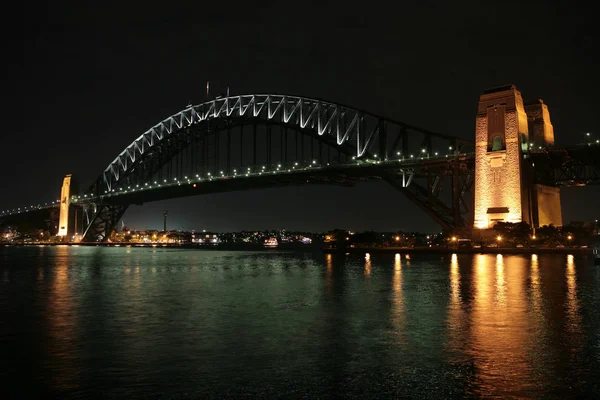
[473,85,562,231]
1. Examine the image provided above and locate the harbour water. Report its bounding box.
[1,246,599,398]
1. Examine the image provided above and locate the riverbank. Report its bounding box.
[323,246,594,255]
[1,242,594,255]
[0,242,321,251]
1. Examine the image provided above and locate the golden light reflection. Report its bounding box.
[496,254,506,306]
[446,253,466,357]
[325,253,333,294]
[391,252,405,344]
[393,254,402,294]
[47,246,80,390]
[467,254,533,395]
[565,255,581,337]
[364,253,371,276]
[530,254,541,312]
[450,254,459,303]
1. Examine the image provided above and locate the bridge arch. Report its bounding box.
[79,94,472,241]
[97,94,468,193]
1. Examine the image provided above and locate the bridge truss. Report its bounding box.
[75,95,475,240]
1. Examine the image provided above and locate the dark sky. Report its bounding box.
[6,0,599,232]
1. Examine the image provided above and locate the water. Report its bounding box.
[1,246,599,398]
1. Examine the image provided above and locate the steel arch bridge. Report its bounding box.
[3,94,477,241]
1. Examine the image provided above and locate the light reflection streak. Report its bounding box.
[468,254,533,395]
[530,254,541,312]
[364,253,371,276]
[565,255,581,339]
[496,254,506,306]
[450,254,459,303]
[446,253,467,359]
[325,253,333,294]
[47,246,80,390]
[391,253,405,344]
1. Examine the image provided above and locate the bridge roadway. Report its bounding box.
[2,144,598,220]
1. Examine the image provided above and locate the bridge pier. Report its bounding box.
[473,85,562,232]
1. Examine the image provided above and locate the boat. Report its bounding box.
[264,238,278,248]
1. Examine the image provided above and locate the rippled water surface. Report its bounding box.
[1,246,599,398]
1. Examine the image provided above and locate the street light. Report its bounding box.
[451,236,457,242]
[497,235,502,242]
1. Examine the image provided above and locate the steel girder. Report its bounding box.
[81,204,128,242]
[99,94,471,193]
[383,159,474,230]
[530,147,600,187]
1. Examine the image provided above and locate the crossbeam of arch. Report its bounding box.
[99,94,470,193]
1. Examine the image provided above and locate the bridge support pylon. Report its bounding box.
[473,85,562,231]
[57,174,79,238]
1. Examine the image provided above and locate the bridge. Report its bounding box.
[2,86,599,241]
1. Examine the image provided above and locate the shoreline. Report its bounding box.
[323,246,593,255]
[0,242,595,255]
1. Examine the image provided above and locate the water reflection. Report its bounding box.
[325,253,333,295]
[495,254,506,306]
[1,247,596,398]
[468,254,534,397]
[391,253,405,344]
[530,254,542,312]
[449,254,459,303]
[46,246,81,391]
[446,254,467,359]
[565,255,581,339]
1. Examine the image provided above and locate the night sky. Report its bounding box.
[6,1,599,233]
